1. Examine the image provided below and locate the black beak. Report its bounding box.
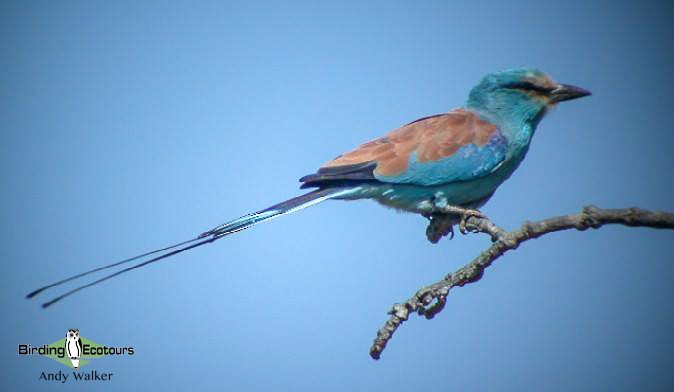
[550,83,591,103]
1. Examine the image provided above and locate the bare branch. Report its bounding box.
[370,205,674,360]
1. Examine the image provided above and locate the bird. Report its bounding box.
[65,328,82,369]
[27,68,590,308]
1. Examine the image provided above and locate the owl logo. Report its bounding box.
[65,329,82,369]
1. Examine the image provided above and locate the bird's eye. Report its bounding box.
[504,81,553,93]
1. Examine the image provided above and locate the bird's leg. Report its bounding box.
[430,195,486,234]
[440,205,486,234]
[424,197,488,242]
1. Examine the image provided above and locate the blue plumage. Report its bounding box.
[375,134,508,186]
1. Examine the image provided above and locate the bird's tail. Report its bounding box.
[198,187,353,238]
[26,187,352,308]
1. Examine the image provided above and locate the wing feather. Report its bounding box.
[300,109,507,188]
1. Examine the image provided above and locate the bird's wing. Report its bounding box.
[300,109,507,187]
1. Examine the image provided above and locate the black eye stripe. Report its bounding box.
[504,81,553,93]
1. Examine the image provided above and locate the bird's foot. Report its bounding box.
[425,213,456,243]
[440,206,487,234]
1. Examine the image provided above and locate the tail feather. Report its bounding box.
[27,187,352,308]
[203,187,353,238]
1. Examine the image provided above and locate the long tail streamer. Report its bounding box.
[27,188,352,308]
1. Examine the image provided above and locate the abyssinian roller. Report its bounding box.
[27,68,591,307]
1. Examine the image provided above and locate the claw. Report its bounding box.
[447,225,455,240]
[425,207,486,243]
[425,213,456,243]
[458,209,486,234]
[438,205,486,234]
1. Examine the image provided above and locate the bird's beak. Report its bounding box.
[549,83,592,103]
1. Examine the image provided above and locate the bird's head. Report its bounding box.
[466,68,591,126]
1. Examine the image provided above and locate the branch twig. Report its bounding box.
[369,205,674,360]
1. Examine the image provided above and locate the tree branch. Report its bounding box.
[369,205,674,360]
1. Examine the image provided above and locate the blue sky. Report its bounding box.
[2,1,673,391]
